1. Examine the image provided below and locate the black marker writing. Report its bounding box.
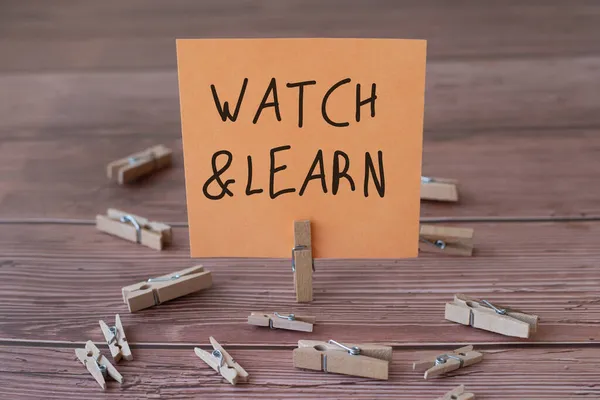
[364,150,385,197]
[245,155,264,195]
[269,145,296,199]
[202,150,236,200]
[332,150,355,194]
[286,80,317,128]
[322,78,351,127]
[211,79,248,122]
[356,83,377,122]
[253,77,282,124]
[299,149,327,196]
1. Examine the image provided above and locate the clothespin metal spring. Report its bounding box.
[291,245,315,272]
[468,299,508,326]
[274,312,295,321]
[321,340,361,374]
[419,236,447,250]
[107,326,118,345]
[481,300,507,315]
[435,353,464,367]
[120,215,142,244]
[328,340,361,356]
[269,312,296,329]
[143,274,183,306]
[147,274,181,283]
[94,354,107,377]
[212,349,224,368]
[128,151,157,169]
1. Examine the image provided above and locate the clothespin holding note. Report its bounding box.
[99,314,132,362]
[445,294,539,338]
[293,339,392,380]
[292,220,314,302]
[122,266,212,312]
[419,224,474,256]
[194,336,249,385]
[421,176,458,202]
[413,345,483,379]
[96,208,172,250]
[247,312,315,332]
[75,340,123,390]
[107,144,172,184]
[435,385,475,400]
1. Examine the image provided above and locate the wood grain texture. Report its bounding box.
[1,133,599,220]
[1,345,599,399]
[1,0,599,73]
[1,2,600,398]
[1,223,599,345]
[2,57,600,138]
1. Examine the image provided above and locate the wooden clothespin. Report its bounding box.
[419,224,474,256]
[413,345,483,379]
[107,144,172,184]
[435,385,475,400]
[96,208,172,250]
[99,314,132,362]
[445,294,539,338]
[293,339,392,380]
[421,176,458,202]
[292,220,314,303]
[122,265,212,312]
[75,340,123,390]
[247,312,315,332]
[194,336,249,385]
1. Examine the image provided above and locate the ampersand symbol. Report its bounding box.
[202,150,236,200]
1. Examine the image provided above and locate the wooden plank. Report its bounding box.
[0,345,598,398]
[1,133,599,220]
[3,57,600,138]
[0,222,599,344]
[1,1,600,73]
[2,57,599,220]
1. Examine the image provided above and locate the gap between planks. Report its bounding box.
[2,215,600,227]
[2,339,600,351]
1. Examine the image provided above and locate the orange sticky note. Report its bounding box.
[177,38,426,258]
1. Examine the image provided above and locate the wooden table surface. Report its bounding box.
[1,1,599,398]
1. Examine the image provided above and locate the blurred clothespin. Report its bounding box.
[292,220,314,303]
[194,336,249,385]
[419,225,474,256]
[99,314,132,362]
[293,339,392,380]
[445,294,539,338]
[435,385,475,400]
[75,340,123,390]
[421,176,458,202]
[107,144,172,184]
[96,208,172,250]
[122,266,212,312]
[247,312,315,332]
[413,345,483,379]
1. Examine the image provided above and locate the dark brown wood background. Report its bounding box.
[1,1,599,398]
